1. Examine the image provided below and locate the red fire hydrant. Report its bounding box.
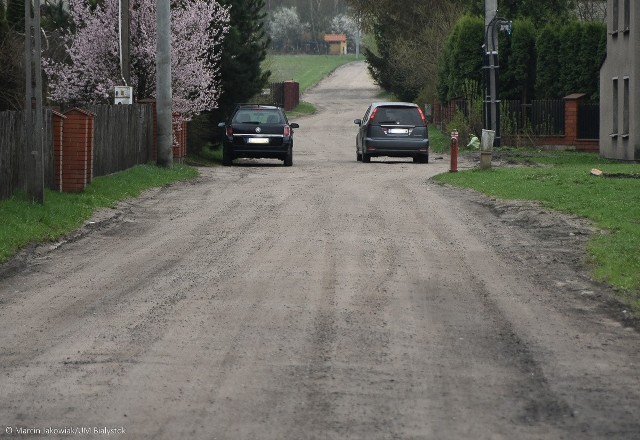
[450,130,459,173]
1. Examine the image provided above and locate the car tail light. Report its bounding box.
[284,125,291,137]
[418,107,426,124]
[226,126,233,137]
[369,107,378,123]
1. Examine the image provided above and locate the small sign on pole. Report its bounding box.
[114,86,133,104]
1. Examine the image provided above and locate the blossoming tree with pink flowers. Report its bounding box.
[44,0,230,119]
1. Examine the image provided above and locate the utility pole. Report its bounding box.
[25,0,44,203]
[120,0,131,85]
[483,0,499,147]
[156,0,173,167]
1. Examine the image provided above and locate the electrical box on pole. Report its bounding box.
[114,86,133,105]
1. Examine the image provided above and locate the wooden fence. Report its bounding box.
[86,104,154,177]
[0,103,155,201]
[255,81,300,111]
[0,110,54,200]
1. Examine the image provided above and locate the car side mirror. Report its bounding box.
[354,119,362,125]
[290,123,299,129]
[217,122,225,128]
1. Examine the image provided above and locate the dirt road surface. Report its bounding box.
[1,62,639,439]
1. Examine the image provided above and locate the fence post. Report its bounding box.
[61,108,94,193]
[563,93,586,148]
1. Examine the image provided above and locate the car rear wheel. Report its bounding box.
[413,155,429,164]
[356,150,362,162]
[283,147,293,167]
[222,145,232,166]
[362,152,371,163]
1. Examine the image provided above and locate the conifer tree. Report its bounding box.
[216,0,271,116]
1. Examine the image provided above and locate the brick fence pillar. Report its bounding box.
[563,93,587,147]
[171,113,188,163]
[180,120,188,158]
[61,108,94,193]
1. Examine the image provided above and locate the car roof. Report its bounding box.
[234,104,281,110]
[371,102,419,109]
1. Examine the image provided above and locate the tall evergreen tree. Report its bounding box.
[499,0,573,27]
[437,15,484,102]
[188,0,271,154]
[363,17,395,96]
[217,0,271,115]
[191,0,271,154]
[535,24,562,99]
[0,0,8,34]
[500,18,537,102]
[5,0,23,31]
[0,0,23,111]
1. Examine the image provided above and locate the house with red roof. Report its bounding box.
[324,34,347,55]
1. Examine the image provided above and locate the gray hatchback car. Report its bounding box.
[354,102,429,163]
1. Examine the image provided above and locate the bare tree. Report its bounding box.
[267,0,348,35]
[267,6,306,51]
[574,0,607,22]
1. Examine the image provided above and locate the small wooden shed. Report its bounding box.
[324,34,347,55]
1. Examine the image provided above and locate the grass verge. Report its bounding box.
[186,144,223,167]
[429,126,451,154]
[0,164,198,264]
[286,101,316,118]
[265,54,358,94]
[433,150,640,312]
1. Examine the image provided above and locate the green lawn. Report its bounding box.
[265,54,358,93]
[0,164,197,263]
[433,149,640,311]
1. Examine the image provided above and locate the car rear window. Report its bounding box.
[372,106,423,126]
[233,109,284,124]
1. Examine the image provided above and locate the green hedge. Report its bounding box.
[437,16,606,104]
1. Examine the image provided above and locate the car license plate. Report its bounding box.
[388,128,409,134]
[247,137,269,144]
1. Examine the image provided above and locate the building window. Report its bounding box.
[624,0,630,31]
[612,0,619,32]
[623,77,629,136]
[612,78,618,136]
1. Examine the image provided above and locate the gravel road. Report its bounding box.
[1,62,639,440]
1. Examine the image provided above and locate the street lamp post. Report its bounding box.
[483,0,511,148]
